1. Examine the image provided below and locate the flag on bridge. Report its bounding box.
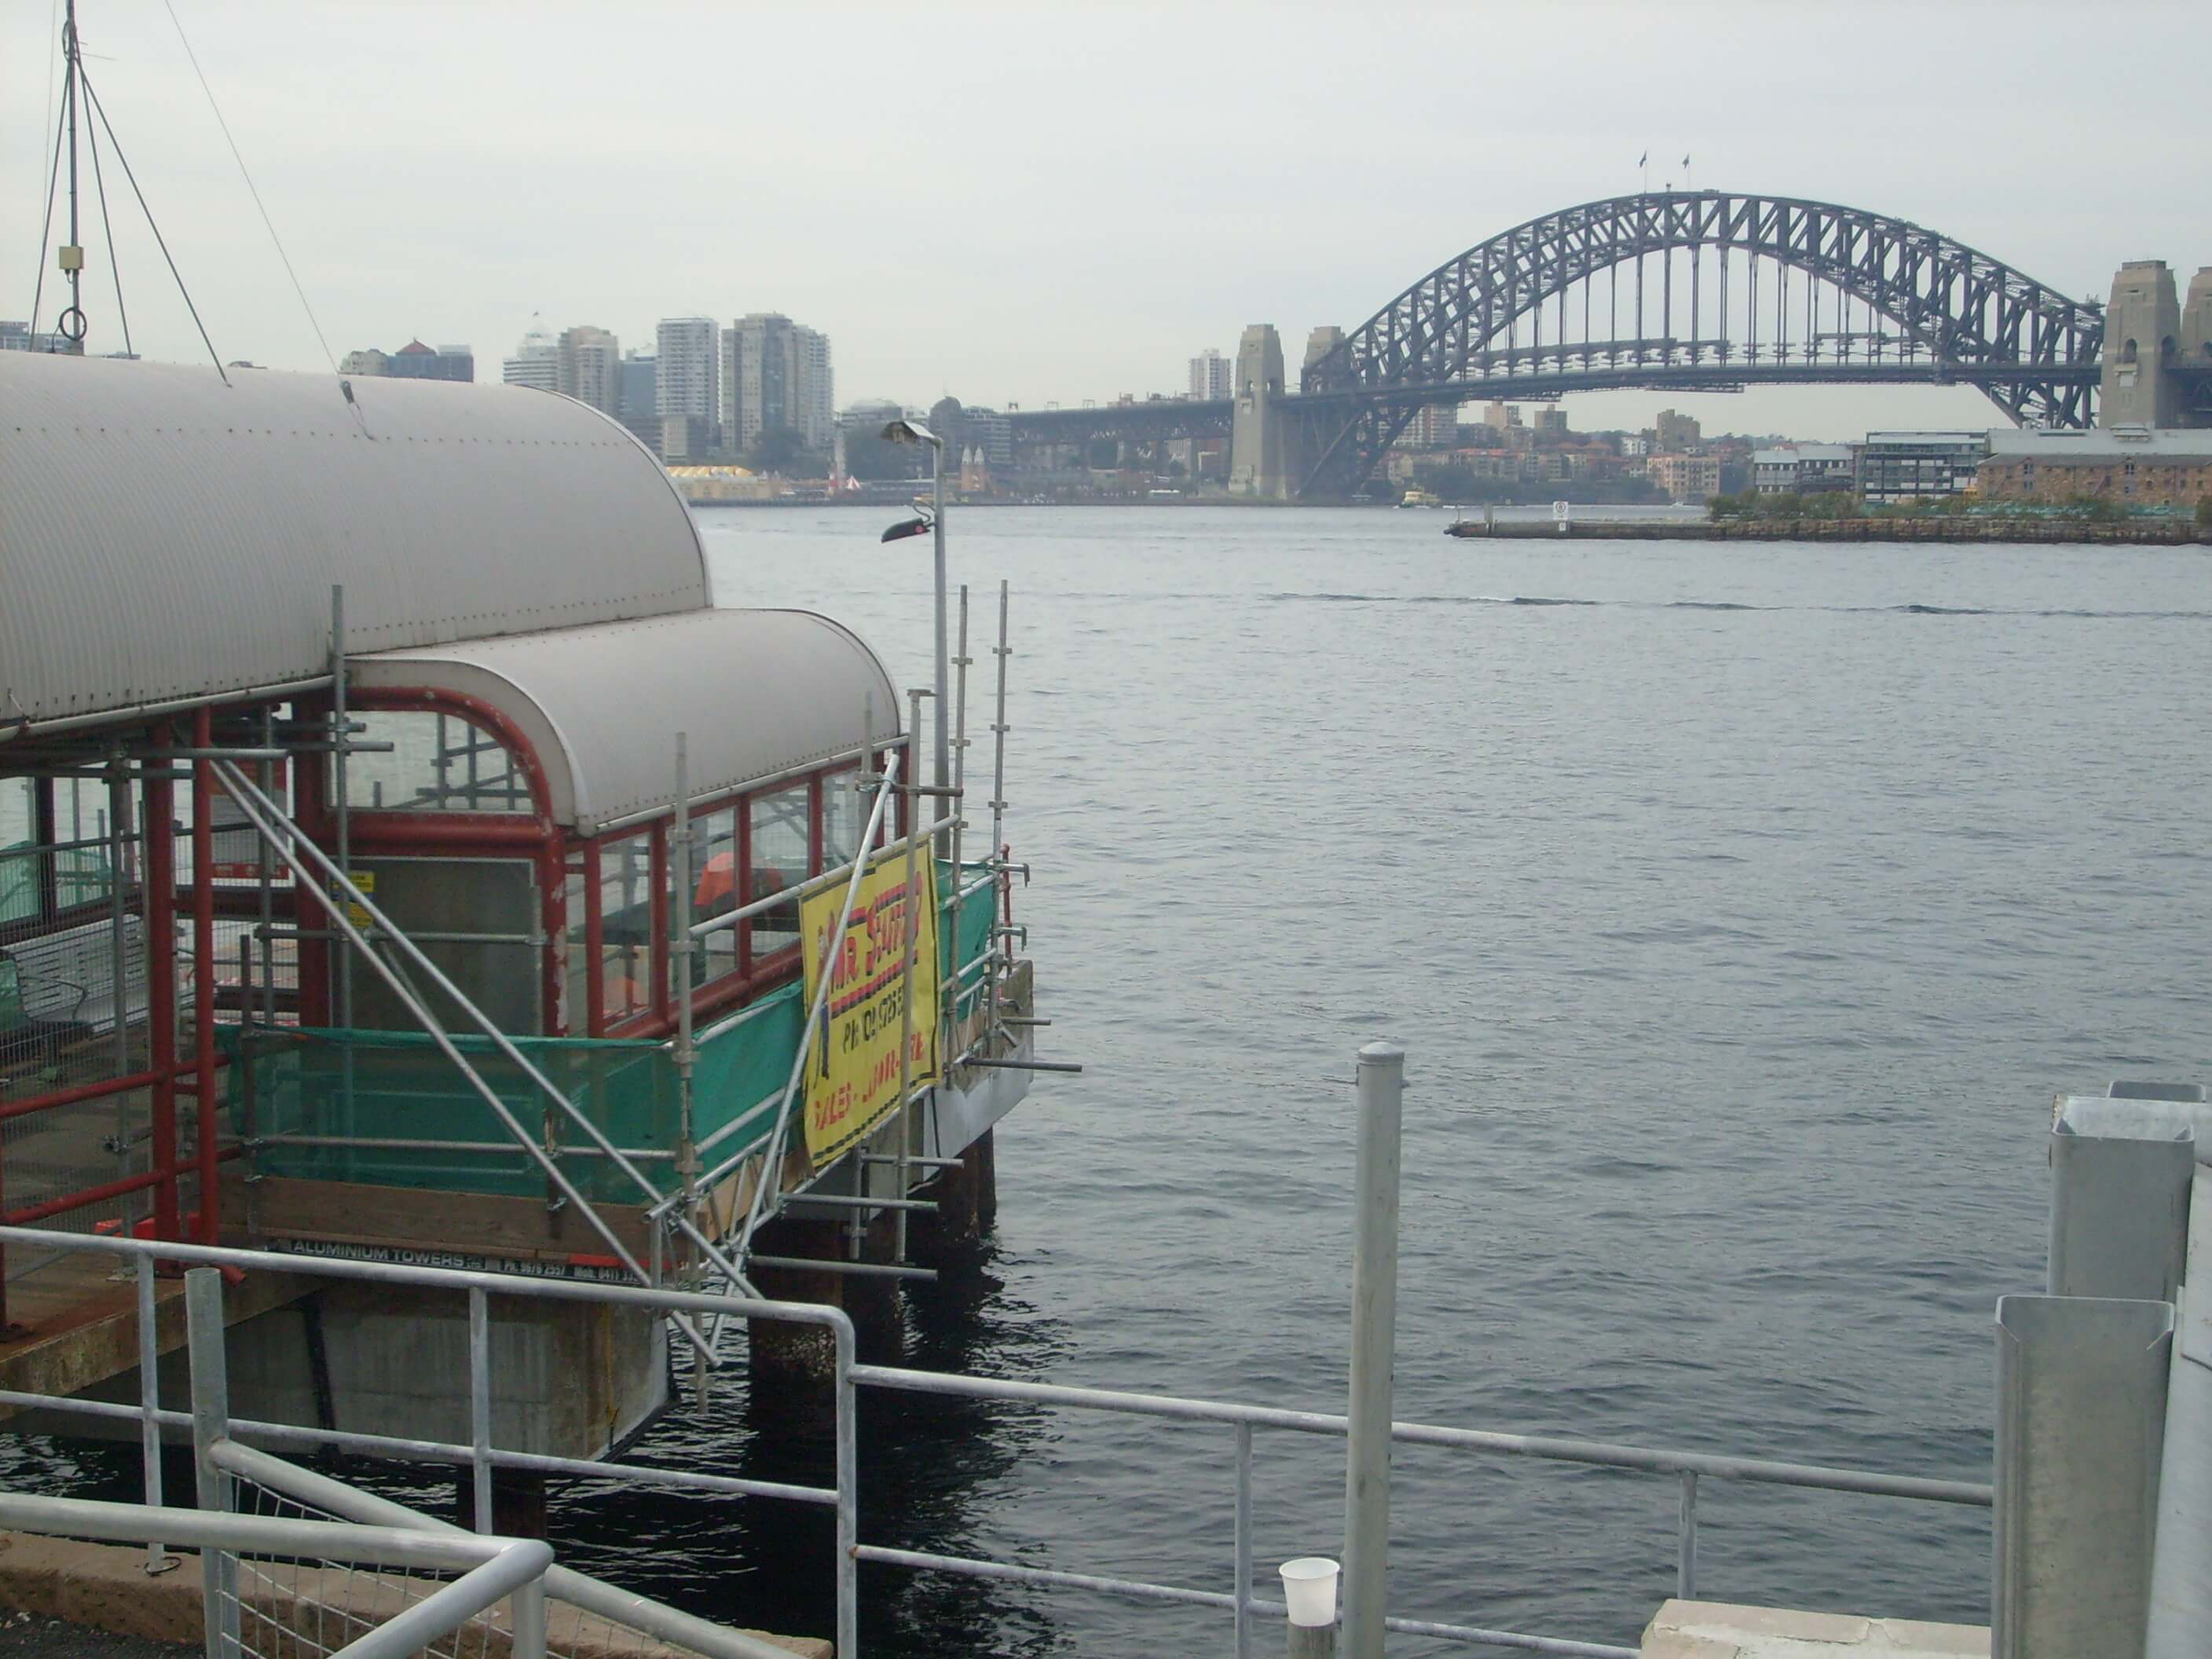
[1638,151,1647,167]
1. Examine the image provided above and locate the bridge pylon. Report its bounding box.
[2100,262,2185,427]
[1228,324,1289,499]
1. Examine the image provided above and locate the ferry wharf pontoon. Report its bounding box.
[0,349,1049,1463]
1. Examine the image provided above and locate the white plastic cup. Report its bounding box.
[1279,1556,1340,1628]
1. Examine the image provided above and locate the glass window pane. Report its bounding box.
[1,777,41,925]
[344,711,531,814]
[748,786,809,959]
[599,833,653,1024]
[692,808,740,983]
[563,864,588,1035]
[822,771,865,870]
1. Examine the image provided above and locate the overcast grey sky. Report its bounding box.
[10,0,2208,440]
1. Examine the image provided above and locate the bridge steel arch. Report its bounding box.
[1295,190,2104,498]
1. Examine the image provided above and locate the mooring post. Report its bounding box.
[1282,1556,1342,1658]
[1343,1041,1403,1659]
[185,1267,240,1659]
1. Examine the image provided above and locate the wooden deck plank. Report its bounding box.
[0,1250,307,1416]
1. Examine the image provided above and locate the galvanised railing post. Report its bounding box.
[469,1286,493,1533]
[1233,1419,1254,1659]
[835,1312,859,1659]
[513,1573,549,1659]
[136,1254,175,1576]
[1676,1470,1698,1599]
[1343,1042,1404,1659]
[185,1266,240,1659]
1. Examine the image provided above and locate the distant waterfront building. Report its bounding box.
[1188,348,1232,401]
[1647,452,1723,503]
[1396,405,1459,449]
[655,317,719,455]
[339,339,472,382]
[501,326,558,393]
[1,320,68,353]
[1857,432,1989,504]
[1528,406,1569,437]
[1976,426,2212,509]
[556,325,621,415]
[1752,443,1855,496]
[1654,408,1702,452]
[721,313,834,454]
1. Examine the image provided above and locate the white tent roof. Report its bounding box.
[350,610,902,833]
[1,353,709,732]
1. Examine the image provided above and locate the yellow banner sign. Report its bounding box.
[800,849,939,1166]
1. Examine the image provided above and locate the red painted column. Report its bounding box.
[583,840,606,1038]
[192,708,218,1243]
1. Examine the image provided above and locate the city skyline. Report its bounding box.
[8,2,2207,441]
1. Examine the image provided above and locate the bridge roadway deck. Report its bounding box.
[1008,360,2103,447]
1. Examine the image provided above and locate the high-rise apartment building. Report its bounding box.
[721,313,835,455]
[654,317,719,457]
[617,351,660,452]
[556,326,620,415]
[501,327,558,393]
[1188,347,1232,401]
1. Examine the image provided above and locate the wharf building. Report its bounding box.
[337,340,474,383]
[1751,444,1855,496]
[654,315,720,462]
[1857,432,1990,504]
[721,313,834,456]
[1976,426,2212,509]
[0,350,1042,1469]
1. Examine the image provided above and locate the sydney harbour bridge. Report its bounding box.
[1000,189,2208,500]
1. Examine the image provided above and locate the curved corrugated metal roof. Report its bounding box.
[350,609,901,833]
[0,352,710,729]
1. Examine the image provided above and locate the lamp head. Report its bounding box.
[881,511,935,544]
[881,417,938,446]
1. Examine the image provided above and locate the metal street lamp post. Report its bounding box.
[881,419,950,795]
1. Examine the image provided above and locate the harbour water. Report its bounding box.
[583,507,2207,1655]
[33,505,2212,1655]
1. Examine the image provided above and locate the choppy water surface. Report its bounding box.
[549,506,2210,1657]
[44,507,2188,1657]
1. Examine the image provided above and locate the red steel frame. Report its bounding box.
[0,694,910,1330]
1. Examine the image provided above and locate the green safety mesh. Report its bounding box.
[224,862,997,1201]
[1,840,114,925]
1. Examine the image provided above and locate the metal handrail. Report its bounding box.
[209,1438,797,1659]
[206,760,705,1323]
[848,1360,1990,1659]
[0,1225,862,1657]
[210,760,765,1325]
[730,749,906,1258]
[687,808,960,939]
[0,1492,554,1659]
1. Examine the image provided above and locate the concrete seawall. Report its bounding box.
[1445,518,2209,544]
